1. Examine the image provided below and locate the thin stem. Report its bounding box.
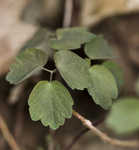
[0,114,22,150]
[42,67,56,74]
[50,71,55,82]
[48,129,55,150]
[65,128,89,150]
[42,67,56,81]
[72,110,139,148]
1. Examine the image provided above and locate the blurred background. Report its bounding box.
[0,0,139,150]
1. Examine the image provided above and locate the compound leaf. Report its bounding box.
[6,48,48,84]
[50,27,95,50]
[103,61,124,91]
[54,51,90,90]
[28,80,73,130]
[106,98,139,134]
[84,35,115,59]
[87,65,118,109]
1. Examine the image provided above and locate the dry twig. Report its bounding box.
[0,114,21,150]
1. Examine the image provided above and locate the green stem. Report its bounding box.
[42,67,56,81]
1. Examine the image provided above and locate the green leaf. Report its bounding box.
[106,97,139,134]
[54,51,90,90]
[21,28,54,57]
[84,35,115,59]
[6,48,48,84]
[28,80,74,129]
[103,61,124,91]
[21,28,49,50]
[135,78,139,96]
[49,27,95,50]
[87,65,118,109]
[56,27,88,39]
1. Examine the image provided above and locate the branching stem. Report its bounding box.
[72,110,139,148]
[42,67,56,81]
[65,115,106,150]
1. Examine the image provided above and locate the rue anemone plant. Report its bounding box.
[6,27,139,139]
